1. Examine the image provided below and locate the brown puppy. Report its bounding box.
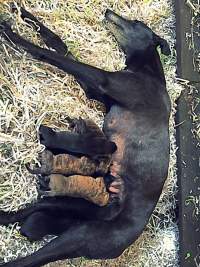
[44,174,109,206]
[28,149,111,177]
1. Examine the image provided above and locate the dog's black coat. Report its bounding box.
[0,7,171,267]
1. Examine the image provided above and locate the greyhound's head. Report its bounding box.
[104,9,170,63]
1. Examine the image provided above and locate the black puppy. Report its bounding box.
[0,7,171,267]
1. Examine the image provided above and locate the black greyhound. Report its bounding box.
[0,6,171,267]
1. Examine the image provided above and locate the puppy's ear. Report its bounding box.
[155,35,171,56]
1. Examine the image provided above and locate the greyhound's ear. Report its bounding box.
[155,35,171,56]
[158,38,171,56]
[159,38,171,55]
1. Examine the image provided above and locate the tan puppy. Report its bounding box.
[46,174,109,206]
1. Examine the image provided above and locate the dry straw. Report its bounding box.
[0,0,182,266]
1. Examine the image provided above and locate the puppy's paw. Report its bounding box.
[37,175,50,190]
[108,177,125,203]
[37,189,51,199]
[26,150,53,175]
[36,175,52,198]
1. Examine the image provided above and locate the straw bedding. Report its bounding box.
[0,0,182,266]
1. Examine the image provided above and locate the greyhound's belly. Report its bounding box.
[103,105,135,177]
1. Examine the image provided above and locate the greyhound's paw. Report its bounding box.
[10,2,19,13]
[0,13,12,28]
[26,150,53,175]
[39,125,56,148]
[0,18,10,33]
[0,210,13,226]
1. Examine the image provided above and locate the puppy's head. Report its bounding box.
[104,9,170,60]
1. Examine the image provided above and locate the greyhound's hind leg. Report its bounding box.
[19,211,74,241]
[1,220,125,267]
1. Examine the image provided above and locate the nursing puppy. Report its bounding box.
[0,6,171,267]
[28,118,115,207]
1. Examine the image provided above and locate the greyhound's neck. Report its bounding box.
[126,49,166,84]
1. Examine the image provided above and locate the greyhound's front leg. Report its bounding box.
[12,6,68,55]
[0,22,109,96]
[1,225,87,267]
[11,6,112,104]
[1,22,144,109]
[12,5,74,59]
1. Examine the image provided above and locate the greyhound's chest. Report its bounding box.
[103,105,134,177]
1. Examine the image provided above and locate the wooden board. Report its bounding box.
[175,1,200,266]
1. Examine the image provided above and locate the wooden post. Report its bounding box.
[175,1,200,266]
